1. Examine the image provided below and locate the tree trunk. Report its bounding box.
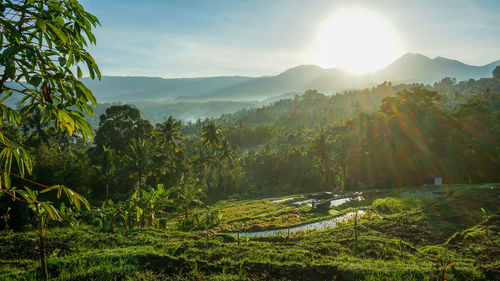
[40,235,48,280]
[105,182,109,205]
[138,171,142,191]
[354,210,358,254]
[39,220,49,281]
[218,165,225,198]
[343,165,347,190]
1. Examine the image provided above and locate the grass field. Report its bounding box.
[0,184,499,280]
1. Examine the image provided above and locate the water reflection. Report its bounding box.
[232,211,365,237]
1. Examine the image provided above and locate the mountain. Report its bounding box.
[83,53,500,103]
[373,53,500,83]
[81,76,254,102]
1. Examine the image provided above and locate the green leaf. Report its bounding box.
[77,66,83,78]
[2,45,24,58]
[29,76,43,88]
[2,172,11,189]
[2,21,21,42]
[36,19,47,32]
[60,202,66,214]
[54,16,65,26]
[39,185,60,194]
[40,202,62,221]
[46,22,68,43]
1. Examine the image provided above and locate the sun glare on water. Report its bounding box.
[315,10,400,73]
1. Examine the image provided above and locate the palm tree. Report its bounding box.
[201,121,223,149]
[154,116,184,153]
[192,145,213,188]
[125,138,155,191]
[216,138,235,198]
[219,138,234,162]
[94,146,117,205]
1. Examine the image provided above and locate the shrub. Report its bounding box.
[372,197,422,214]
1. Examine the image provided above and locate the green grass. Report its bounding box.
[0,184,498,280]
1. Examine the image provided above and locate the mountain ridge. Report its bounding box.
[83,53,500,103]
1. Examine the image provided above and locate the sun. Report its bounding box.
[314,10,400,72]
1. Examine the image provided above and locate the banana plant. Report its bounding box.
[175,180,204,219]
[99,200,121,232]
[99,184,172,230]
[130,184,172,228]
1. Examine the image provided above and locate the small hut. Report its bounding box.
[434,177,442,185]
[424,173,442,185]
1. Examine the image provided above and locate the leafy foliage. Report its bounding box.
[0,1,100,278]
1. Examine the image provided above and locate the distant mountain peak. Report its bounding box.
[277,64,325,77]
[280,64,323,73]
[398,52,432,62]
[432,56,465,65]
[402,52,429,58]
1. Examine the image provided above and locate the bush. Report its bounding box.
[372,197,422,214]
[178,207,222,231]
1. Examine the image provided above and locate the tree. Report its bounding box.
[219,138,234,162]
[215,138,235,198]
[20,107,49,145]
[125,138,155,191]
[175,178,203,219]
[154,116,184,153]
[493,66,500,80]
[94,105,153,154]
[192,144,214,190]
[0,1,100,279]
[201,121,223,149]
[94,146,117,205]
[311,132,336,188]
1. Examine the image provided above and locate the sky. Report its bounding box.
[81,0,500,78]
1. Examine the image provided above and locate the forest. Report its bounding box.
[5,72,499,208]
[1,1,499,280]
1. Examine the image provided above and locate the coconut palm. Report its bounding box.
[125,138,155,191]
[154,116,184,153]
[219,138,234,162]
[201,121,223,149]
[94,146,117,205]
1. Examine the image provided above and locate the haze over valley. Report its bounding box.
[83,53,500,123]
